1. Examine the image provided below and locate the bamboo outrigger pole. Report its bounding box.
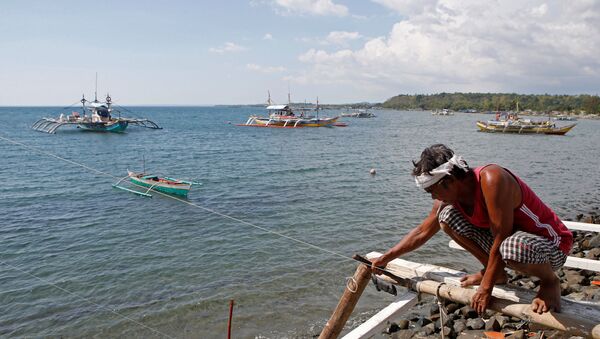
[318,259,371,339]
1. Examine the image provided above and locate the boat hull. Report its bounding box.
[248,116,339,128]
[128,172,191,196]
[78,120,129,132]
[476,121,576,135]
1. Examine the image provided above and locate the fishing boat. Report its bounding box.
[31,77,161,134]
[554,114,578,121]
[476,116,576,135]
[431,108,454,116]
[113,170,199,198]
[341,109,376,118]
[238,92,339,128]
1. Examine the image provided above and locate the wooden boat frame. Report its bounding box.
[320,220,600,339]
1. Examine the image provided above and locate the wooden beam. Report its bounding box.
[365,252,600,337]
[448,240,600,272]
[319,263,372,339]
[341,292,418,339]
[563,221,600,233]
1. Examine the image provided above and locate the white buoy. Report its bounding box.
[370,168,376,175]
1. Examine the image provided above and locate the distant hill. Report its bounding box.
[382,93,600,114]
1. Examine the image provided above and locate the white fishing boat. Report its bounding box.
[31,75,161,134]
[239,92,340,128]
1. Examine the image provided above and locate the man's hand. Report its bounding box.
[369,256,388,275]
[471,286,492,315]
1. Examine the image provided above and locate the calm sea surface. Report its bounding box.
[0,107,598,338]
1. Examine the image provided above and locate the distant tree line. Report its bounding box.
[381,93,600,114]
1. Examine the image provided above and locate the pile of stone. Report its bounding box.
[383,213,599,338]
[384,296,564,338]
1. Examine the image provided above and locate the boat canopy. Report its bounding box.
[266,105,289,110]
[88,102,108,108]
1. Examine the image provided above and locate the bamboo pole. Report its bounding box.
[319,263,372,339]
[414,279,597,337]
[593,324,600,339]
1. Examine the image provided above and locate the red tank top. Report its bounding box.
[454,165,573,254]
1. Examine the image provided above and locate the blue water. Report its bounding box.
[0,107,598,338]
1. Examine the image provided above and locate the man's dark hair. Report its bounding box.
[412,144,470,179]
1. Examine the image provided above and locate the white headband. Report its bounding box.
[414,154,468,189]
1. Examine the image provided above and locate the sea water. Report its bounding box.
[0,107,598,338]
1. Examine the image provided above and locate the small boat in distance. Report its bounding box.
[431,109,454,116]
[554,114,577,121]
[113,170,200,198]
[341,109,376,118]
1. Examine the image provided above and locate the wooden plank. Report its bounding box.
[566,256,600,271]
[448,240,600,272]
[365,252,600,318]
[563,221,600,233]
[341,292,418,339]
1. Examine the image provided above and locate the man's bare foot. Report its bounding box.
[460,269,508,287]
[531,276,561,313]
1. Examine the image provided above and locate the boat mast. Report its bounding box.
[81,94,86,117]
[94,72,98,102]
[316,97,320,119]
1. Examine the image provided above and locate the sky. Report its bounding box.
[1,0,599,105]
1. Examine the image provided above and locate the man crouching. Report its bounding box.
[371,144,572,314]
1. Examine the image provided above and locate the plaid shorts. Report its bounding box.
[438,205,568,271]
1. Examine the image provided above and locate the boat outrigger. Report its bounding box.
[32,92,161,134]
[238,93,341,128]
[113,170,200,198]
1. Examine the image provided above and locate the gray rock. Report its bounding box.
[415,315,432,327]
[422,323,436,335]
[466,318,485,330]
[453,319,466,334]
[390,328,415,339]
[588,234,600,248]
[397,319,409,330]
[483,309,496,319]
[566,292,586,301]
[586,247,600,259]
[428,303,440,316]
[565,271,585,285]
[485,317,501,331]
[441,325,452,337]
[445,303,460,314]
[565,283,582,294]
[493,315,509,328]
[386,322,400,334]
[459,305,478,319]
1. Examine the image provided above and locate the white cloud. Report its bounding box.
[530,3,548,17]
[291,0,600,95]
[371,0,438,16]
[272,0,349,16]
[325,31,363,46]
[263,33,273,40]
[208,42,246,54]
[247,63,287,73]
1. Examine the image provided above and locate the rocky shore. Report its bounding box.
[382,212,600,339]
